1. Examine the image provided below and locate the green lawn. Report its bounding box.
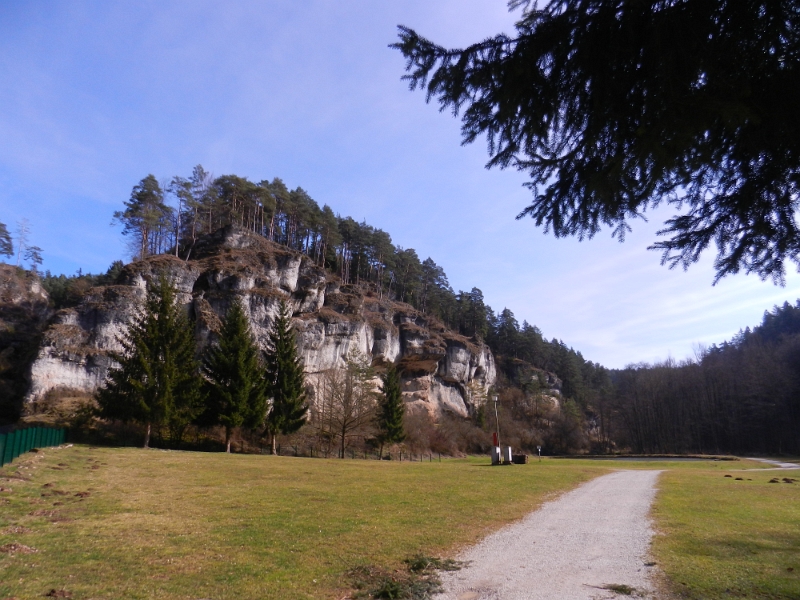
[652,466,800,599]
[2,447,797,599]
[0,446,604,600]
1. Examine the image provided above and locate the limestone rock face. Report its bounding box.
[25,227,495,418]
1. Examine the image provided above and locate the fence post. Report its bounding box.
[0,433,6,467]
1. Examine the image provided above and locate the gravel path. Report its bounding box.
[743,457,800,469]
[436,470,663,600]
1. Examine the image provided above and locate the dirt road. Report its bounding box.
[436,470,663,600]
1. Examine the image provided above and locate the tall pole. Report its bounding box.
[493,395,500,448]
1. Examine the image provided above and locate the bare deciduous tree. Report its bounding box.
[314,350,376,458]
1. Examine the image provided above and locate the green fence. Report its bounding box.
[0,426,67,467]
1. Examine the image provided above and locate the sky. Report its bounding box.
[2,0,799,369]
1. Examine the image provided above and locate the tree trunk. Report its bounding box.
[271,433,277,455]
[226,427,232,453]
[144,422,151,449]
[175,197,182,257]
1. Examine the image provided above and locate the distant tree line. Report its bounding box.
[610,302,800,455]
[40,261,124,309]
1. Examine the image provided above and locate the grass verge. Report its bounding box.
[652,466,800,599]
[0,446,605,600]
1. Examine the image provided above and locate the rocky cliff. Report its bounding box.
[24,226,495,418]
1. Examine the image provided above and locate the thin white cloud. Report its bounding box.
[1,0,796,367]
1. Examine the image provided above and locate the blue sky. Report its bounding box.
[2,0,799,368]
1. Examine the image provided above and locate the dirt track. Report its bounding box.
[436,470,663,600]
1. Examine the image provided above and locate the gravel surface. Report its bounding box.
[743,457,800,469]
[436,470,663,600]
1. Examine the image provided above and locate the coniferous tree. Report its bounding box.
[23,246,43,272]
[202,298,268,452]
[97,274,203,448]
[0,222,12,258]
[264,300,308,453]
[376,363,405,458]
[113,175,172,261]
[393,1,800,283]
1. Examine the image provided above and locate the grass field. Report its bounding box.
[1,447,797,599]
[652,465,800,599]
[0,446,605,599]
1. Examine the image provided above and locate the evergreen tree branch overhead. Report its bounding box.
[391,1,800,283]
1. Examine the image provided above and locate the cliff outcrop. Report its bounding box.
[24,227,495,418]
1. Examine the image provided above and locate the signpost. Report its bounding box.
[492,395,502,464]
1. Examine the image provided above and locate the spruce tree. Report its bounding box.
[264,300,308,453]
[0,221,12,258]
[97,274,203,448]
[202,298,268,452]
[376,363,405,458]
[393,2,800,282]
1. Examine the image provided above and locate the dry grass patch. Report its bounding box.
[0,446,605,599]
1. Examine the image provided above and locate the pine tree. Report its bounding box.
[202,298,268,452]
[264,300,308,453]
[113,175,172,261]
[97,274,203,448]
[0,221,12,258]
[376,363,405,458]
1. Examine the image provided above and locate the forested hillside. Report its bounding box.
[102,167,611,414]
[610,302,800,455]
[11,165,797,456]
